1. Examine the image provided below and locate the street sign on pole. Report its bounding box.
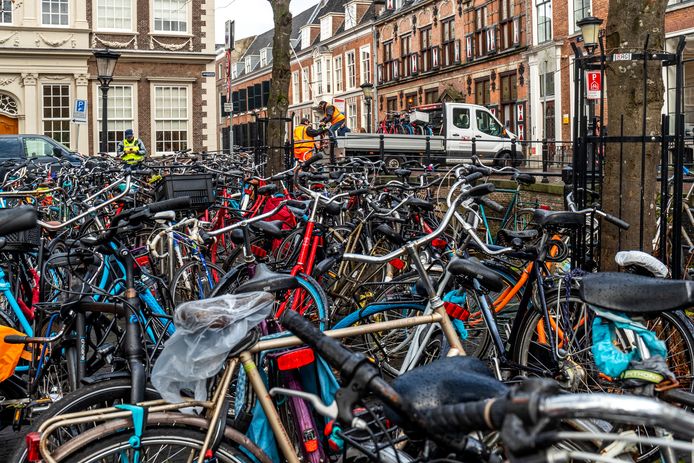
[224,103,233,113]
[201,71,216,78]
[73,99,87,124]
[586,70,601,100]
[225,20,235,51]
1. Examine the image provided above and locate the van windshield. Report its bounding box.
[476,111,502,137]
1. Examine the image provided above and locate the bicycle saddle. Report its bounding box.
[257,184,278,196]
[579,272,694,313]
[406,197,434,211]
[513,173,536,186]
[615,251,669,278]
[234,263,299,294]
[251,220,286,239]
[374,223,404,246]
[394,168,412,178]
[532,209,585,229]
[319,201,343,216]
[447,257,505,292]
[386,356,508,426]
[497,228,538,244]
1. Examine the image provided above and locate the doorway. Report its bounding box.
[0,114,18,135]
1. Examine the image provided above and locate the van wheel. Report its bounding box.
[494,151,513,168]
[384,156,403,170]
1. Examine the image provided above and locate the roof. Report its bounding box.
[377,0,431,22]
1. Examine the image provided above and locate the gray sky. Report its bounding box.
[215,0,319,43]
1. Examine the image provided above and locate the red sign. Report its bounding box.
[586,70,601,99]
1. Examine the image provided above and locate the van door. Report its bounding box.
[473,108,506,159]
[446,105,474,157]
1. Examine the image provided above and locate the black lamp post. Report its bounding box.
[93,48,121,154]
[361,82,374,133]
[577,16,603,55]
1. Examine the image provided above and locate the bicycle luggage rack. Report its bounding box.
[154,174,215,211]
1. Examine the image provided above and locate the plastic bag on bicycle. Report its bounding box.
[151,292,274,403]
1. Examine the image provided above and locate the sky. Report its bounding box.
[215,0,319,44]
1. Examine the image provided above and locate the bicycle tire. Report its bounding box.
[170,259,226,306]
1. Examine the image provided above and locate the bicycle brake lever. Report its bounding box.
[269,387,338,420]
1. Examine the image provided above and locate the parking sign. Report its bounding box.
[73,99,88,124]
[586,71,601,100]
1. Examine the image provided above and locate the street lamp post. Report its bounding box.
[93,49,121,154]
[577,16,603,55]
[361,82,374,133]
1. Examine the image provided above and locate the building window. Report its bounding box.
[360,46,371,84]
[347,98,358,130]
[325,58,332,94]
[499,73,517,132]
[301,27,311,49]
[573,0,590,32]
[425,88,439,104]
[96,0,130,30]
[401,35,412,77]
[474,6,488,57]
[386,97,397,114]
[346,51,356,89]
[302,67,310,101]
[320,16,332,41]
[260,48,268,67]
[42,0,68,26]
[421,27,434,72]
[42,84,70,145]
[334,56,343,92]
[315,60,323,96]
[383,41,394,81]
[153,0,187,33]
[499,0,515,50]
[1,0,13,24]
[97,85,134,154]
[441,18,456,67]
[536,0,552,44]
[475,79,490,106]
[154,86,189,154]
[345,3,357,29]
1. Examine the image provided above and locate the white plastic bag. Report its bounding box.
[152,291,274,403]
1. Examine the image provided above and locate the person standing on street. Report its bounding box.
[318,101,350,146]
[117,128,147,165]
[293,117,325,163]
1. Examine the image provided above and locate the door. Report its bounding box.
[446,105,474,155]
[473,108,505,158]
[0,115,18,135]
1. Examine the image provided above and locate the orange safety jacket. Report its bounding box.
[293,125,314,161]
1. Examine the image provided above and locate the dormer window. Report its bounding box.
[260,48,270,67]
[301,27,311,49]
[345,3,356,29]
[245,56,252,74]
[320,16,332,41]
[231,65,238,79]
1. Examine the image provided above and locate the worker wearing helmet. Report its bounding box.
[318,101,350,146]
[293,117,325,163]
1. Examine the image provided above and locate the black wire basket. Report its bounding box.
[154,174,215,211]
[2,224,41,251]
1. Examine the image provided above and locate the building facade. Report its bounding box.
[0,0,217,155]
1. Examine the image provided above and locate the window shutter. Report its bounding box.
[513,17,520,46]
[432,47,439,68]
[411,53,418,74]
[386,0,395,9]
[454,40,461,63]
[466,35,473,61]
[377,64,383,83]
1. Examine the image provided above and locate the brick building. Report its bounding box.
[373,0,530,142]
[0,0,218,155]
[664,1,694,135]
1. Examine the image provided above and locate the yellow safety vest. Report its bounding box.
[329,106,346,125]
[122,138,144,164]
[293,125,313,161]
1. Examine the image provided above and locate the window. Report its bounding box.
[302,68,310,101]
[1,0,13,24]
[421,27,434,71]
[401,35,412,76]
[360,46,371,85]
[573,0,590,32]
[301,27,311,49]
[153,0,187,33]
[315,60,323,95]
[383,41,394,81]
[474,6,488,56]
[320,16,332,41]
[42,0,68,26]
[245,57,252,74]
[499,0,515,50]
[536,0,552,44]
[441,19,456,67]
[405,92,416,110]
[334,56,343,92]
[475,79,490,106]
[97,85,134,154]
[500,73,517,132]
[539,67,555,98]
[452,108,470,129]
[361,100,369,130]
[425,88,438,104]
[154,86,189,154]
[346,51,356,89]
[42,84,70,145]
[260,48,268,67]
[386,97,397,114]
[476,111,502,136]
[345,3,357,29]
[347,98,358,130]
[96,0,130,30]
[325,58,332,94]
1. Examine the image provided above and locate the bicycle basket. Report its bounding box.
[2,223,41,251]
[154,174,215,211]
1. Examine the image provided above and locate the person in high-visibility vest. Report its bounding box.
[117,128,148,165]
[318,101,350,146]
[293,117,324,163]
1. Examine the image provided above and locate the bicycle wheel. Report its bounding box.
[11,378,161,463]
[54,426,254,463]
[170,260,226,306]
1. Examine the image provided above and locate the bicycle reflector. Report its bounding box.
[276,347,315,371]
[26,432,41,462]
[389,258,406,271]
[431,238,447,250]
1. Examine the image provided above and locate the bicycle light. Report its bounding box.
[25,432,41,462]
[276,347,315,371]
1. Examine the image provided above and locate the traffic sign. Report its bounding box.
[586,70,602,100]
[73,99,87,124]
[201,71,215,78]
[224,103,233,112]
[225,20,235,51]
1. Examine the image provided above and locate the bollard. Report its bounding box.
[425,135,431,166]
[379,134,385,163]
[471,137,476,158]
[541,138,549,183]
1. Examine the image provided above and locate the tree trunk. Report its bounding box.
[265,0,292,175]
[600,0,666,269]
